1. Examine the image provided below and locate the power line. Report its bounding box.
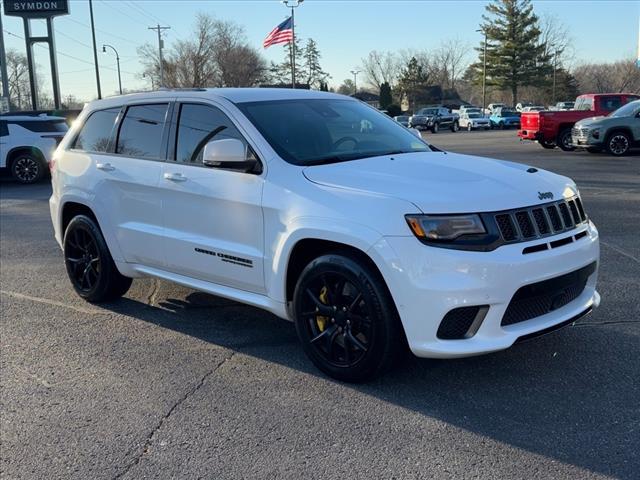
[123,0,172,29]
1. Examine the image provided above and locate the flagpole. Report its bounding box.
[291,6,295,89]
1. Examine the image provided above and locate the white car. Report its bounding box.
[522,106,546,112]
[1,114,68,183]
[485,103,506,115]
[49,89,600,382]
[459,112,491,131]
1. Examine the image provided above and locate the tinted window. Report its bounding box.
[0,121,7,137]
[600,96,622,112]
[174,103,248,164]
[238,99,430,166]
[72,108,120,152]
[16,120,68,133]
[116,104,168,159]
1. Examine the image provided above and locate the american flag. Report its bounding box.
[263,17,293,48]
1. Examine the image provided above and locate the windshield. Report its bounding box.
[609,100,640,118]
[417,108,438,116]
[237,99,431,166]
[467,113,482,118]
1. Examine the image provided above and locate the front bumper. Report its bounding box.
[369,221,600,358]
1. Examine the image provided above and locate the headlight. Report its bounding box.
[405,214,486,241]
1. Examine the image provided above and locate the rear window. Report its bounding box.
[574,97,594,111]
[12,119,68,133]
[72,108,120,153]
[116,104,168,159]
[599,96,623,112]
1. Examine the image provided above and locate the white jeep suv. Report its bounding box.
[50,89,600,382]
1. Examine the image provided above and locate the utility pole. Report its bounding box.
[552,49,558,103]
[0,10,11,110]
[476,28,487,115]
[149,24,170,88]
[102,44,122,95]
[282,0,304,89]
[350,69,360,95]
[89,0,102,99]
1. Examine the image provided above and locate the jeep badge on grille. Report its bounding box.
[538,191,554,200]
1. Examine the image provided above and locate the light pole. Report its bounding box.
[350,69,360,95]
[102,44,122,95]
[476,28,487,114]
[552,48,559,104]
[282,0,304,89]
[88,0,102,99]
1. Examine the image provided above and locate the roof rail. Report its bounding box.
[156,87,207,92]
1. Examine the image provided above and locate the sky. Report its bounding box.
[1,0,639,102]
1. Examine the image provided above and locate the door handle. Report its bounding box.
[164,172,187,182]
[96,162,115,171]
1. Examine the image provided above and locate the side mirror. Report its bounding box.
[202,138,259,173]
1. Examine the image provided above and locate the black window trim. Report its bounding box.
[168,99,263,175]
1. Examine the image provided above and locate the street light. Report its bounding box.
[282,0,304,89]
[476,28,487,114]
[551,46,559,104]
[350,69,360,95]
[102,44,122,95]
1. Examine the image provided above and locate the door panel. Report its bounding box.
[160,102,265,293]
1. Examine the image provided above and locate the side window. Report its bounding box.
[174,103,249,165]
[600,96,622,112]
[72,108,120,153]
[116,104,168,159]
[0,121,7,137]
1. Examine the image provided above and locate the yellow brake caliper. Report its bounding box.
[316,286,329,332]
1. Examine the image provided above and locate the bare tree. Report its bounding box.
[360,50,399,90]
[539,13,574,68]
[138,13,266,89]
[432,39,470,91]
[573,59,640,93]
[6,50,30,110]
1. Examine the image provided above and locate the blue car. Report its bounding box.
[489,109,521,129]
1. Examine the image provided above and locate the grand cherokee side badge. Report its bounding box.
[538,191,554,200]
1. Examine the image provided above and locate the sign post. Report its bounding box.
[3,0,70,110]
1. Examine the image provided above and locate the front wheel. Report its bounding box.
[467,123,473,132]
[64,215,132,302]
[557,128,576,151]
[292,253,403,382]
[451,121,459,132]
[11,153,45,184]
[606,132,631,156]
[539,139,556,149]
[499,122,505,130]
[430,123,439,134]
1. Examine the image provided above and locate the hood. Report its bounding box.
[575,116,607,128]
[303,152,576,213]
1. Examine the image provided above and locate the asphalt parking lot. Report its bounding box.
[1,130,638,479]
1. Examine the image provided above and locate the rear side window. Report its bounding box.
[174,103,248,164]
[599,96,622,112]
[116,104,168,159]
[72,108,120,153]
[16,120,68,133]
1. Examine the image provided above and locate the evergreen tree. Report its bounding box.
[379,82,393,110]
[474,0,552,105]
[269,36,304,85]
[302,39,330,89]
[397,57,430,112]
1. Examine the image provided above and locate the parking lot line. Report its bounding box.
[0,289,108,316]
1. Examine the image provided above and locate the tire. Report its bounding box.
[63,215,132,303]
[467,123,473,132]
[557,128,575,151]
[431,123,439,134]
[292,253,403,382]
[605,131,631,156]
[540,140,556,149]
[10,152,45,184]
[499,122,505,130]
[451,121,459,132]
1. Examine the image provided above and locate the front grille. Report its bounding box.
[501,262,596,326]
[572,127,589,142]
[437,306,486,340]
[494,196,588,245]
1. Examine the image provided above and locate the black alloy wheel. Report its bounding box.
[557,128,576,151]
[293,253,403,382]
[11,154,44,184]
[606,132,631,156]
[64,215,132,302]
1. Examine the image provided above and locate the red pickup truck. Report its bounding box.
[518,93,639,151]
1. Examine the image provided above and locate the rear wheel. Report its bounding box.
[293,253,403,382]
[10,153,45,184]
[64,215,132,302]
[606,131,631,156]
[557,128,575,151]
[539,139,556,149]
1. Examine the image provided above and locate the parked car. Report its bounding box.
[516,102,534,112]
[489,108,521,129]
[409,107,459,133]
[393,115,410,127]
[50,88,600,382]
[571,99,640,156]
[551,101,575,111]
[0,114,68,183]
[518,93,640,151]
[459,112,491,131]
[522,106,545,112]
